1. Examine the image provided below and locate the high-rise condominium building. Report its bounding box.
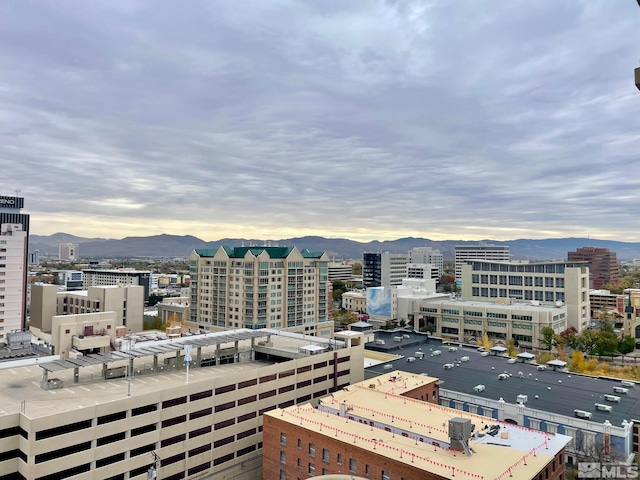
[362,252,409,288]
[568,247,621,289]
[0,195,29,337]
[461,260,590,331]
[408,246,444,277]
[59,242,79,261]
[454,244,510,282]
[190,246,331,336]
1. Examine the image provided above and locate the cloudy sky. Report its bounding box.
[2,1,640,242]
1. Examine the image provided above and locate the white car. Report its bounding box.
[498,373,509,380]
[443,363,455,369]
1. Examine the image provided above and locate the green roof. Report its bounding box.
[223,246,295,259]
[194,249,218,257]
[300,250,325,259]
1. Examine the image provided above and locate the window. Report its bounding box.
[365,464,371,477]
[280,470,286,480]
[337,453,342,465]
[308,463,315,476]
[382,471,390,480]
[349,458,357,473]
[297,438,302,449]
[280,451,286,464]
[280,433,286,446]
[322,448,329,462]
[308,443,315,457]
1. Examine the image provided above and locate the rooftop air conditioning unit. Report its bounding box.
[516,394,528,404]
[604,394,620,403]
[594,403,613,412]
[621,381,635,388]
[574,409,592,419]
[613,387,629,394]
[473,385,485,392]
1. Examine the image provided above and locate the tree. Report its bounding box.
[507,338,517,357]
[351,262,362,276]
[578,329,600,355]
[569,350,586,373]
[619,336,636,355]
[558,326,580,349]
[540,327,556,351]
[482,333,492,350]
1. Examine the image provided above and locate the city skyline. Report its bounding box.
[3,1,640,243]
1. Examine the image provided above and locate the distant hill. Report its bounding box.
[28,233,640,261]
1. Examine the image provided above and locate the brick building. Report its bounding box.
[264,371,571,480]
[568,247,621,289]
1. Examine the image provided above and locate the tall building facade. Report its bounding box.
[190,246,331,335]
[59,243,79,261]
[568,247,621,289]
[408,246,444,278]
[454,244,510,282]
[0,195,29,336]
[82,269,151,303]
[362,252,409,288]
[461,260,590,331]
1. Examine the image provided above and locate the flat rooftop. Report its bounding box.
[270,372,570,480]
[0,329,346,419]
[366,334,640,426]
[422,298,565,312]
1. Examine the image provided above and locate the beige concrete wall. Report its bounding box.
[28,284,57,332]
[51,311,116,358]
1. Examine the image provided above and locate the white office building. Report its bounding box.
[454,244,510,282]
[59,243,79,261]
[408,247,444,278]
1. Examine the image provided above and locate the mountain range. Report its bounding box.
[29,233,640,261]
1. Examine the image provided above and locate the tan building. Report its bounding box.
[0,329,364,480]
[341,291,366,313]
[414,298,567,348]
[263,370,570,480]
[454,244,510,282]
[568,247,621,289]
[189,246,332,337]
[157,297,190,324]
[461,260,590,331]
[30,284,144,356]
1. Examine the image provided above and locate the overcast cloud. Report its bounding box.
[2,0,640,242]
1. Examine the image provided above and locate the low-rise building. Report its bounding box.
[341,291,366,313]
[264,370,570,480]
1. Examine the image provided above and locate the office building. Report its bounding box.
[0,195,29,335]
[30,284,144,356]
[454,244,510,282]
[365,333,638,466]
[412,298,567,348]
[363,252,409,288]
[409,246,444,278]
[189,246,332,336]
[341,290,366,313]
[406,262,440,282]
[28,250,39,266]
[327,262,353,282]
[59,243,79,261]
[55,270,84,291]
[568,247,621,289]
[0,329,364,480]
[461,260,590,331]
[264,370,570,480]
[157,297,190,324]
[83,269,151,303]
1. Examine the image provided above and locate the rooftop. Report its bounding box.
[0,329,347,419]
[366,332,640,426]
[269,371,570,480]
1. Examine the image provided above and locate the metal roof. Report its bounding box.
[39,330,271,374]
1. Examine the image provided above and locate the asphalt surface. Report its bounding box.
[365,331,640,426]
